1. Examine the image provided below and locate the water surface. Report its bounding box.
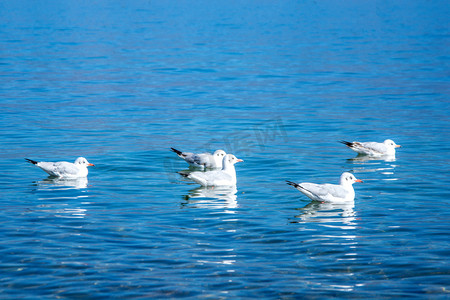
[1,1,449,298]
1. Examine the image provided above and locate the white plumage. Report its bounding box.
[287,172,363,203]
[180,154,243,187]
[340,139,401,156]
[25,157,94,178]
[171,148,226,169]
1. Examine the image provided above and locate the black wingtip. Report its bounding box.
[286,180,299,188]
[170,147,183,156]
[178,171,189,178]
[25,158,38,165]
[339,140,353,147]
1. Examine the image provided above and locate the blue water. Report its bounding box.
[1,1,450,298]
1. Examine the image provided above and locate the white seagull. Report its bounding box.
[340,139,401,156]
[171,148,227,169]
[179,154,243,187]
[25,157,94,178]
[286,172,363,203]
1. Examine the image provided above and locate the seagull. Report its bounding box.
[286,172,363,203]
[179,154,243,187]
[25,157,94,178]
[339,139,401,156]
[170,148,227,169]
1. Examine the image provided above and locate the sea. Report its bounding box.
[1,1,449,298]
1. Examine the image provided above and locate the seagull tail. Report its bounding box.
[25,158,38,165]
[170,147,183,156]
[339,140,353,147]
[178,171,190,178]
[286,180,300,188]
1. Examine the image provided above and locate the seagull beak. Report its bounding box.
[355,179,363,183]
[88,163,95,166]
[236,159,244,162]
[395,145,401,148]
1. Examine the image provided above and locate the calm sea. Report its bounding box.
[1,1,449,298]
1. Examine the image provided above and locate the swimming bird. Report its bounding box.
[179,154,243,187]
[171,148,227,169]
[25,157,94,178]
[286,172,363,203]
[339,139,401,156]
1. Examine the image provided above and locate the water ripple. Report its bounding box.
[1,1,449,298]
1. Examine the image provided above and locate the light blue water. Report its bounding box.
[1,1,450,298]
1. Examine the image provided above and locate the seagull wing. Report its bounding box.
[39,161,79,177]
[193,153,214,167]
[342,141,385,155]
[360,142,387,155]
[299,183,349,201]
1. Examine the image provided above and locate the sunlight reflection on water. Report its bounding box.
[182,186,238,210]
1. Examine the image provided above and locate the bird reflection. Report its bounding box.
[292,200,362,292]
[293,200,357,228]
[182,186,238,210]
[348,154,396,163]
[31,177,90,219]
[35,176,88,190]
[346,154,398,181]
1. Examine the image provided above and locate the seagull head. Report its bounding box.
[214,149,227,158]
[340,172,363,186]
[223,154,243,166]
[384,139,401,148]
[211,150,227,167]
[74,157,95,167]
